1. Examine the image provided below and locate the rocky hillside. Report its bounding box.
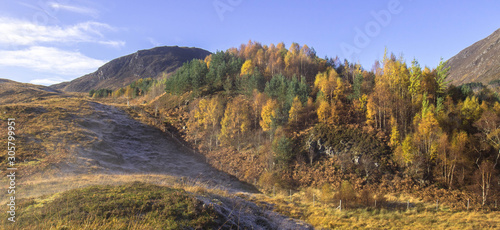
[445,28,500,86]
[51,46,211,92]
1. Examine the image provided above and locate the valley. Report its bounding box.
[2,31,500,228]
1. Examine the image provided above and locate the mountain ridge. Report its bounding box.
[51,46,211,92]
[445,28,500,86]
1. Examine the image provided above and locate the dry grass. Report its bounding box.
[1,173,231,205]
[244,187,500,229]
[2,181,223,230]
[0,97,97,179]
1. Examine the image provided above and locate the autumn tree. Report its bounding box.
[408,59,422,103]
[240,59,255,76]
[260,98,279,133]
[194,97,224,150]
[314,67,338,101]
[420,67,437,101]
[390,116,400,148]
[461,96,483,127]
[288,96,304,125]
[435,58,450,97]
[252,90,267,126]
[473,108,500,205]
[317,100,331,124]
[437,131,468,189]
[331,77,348,124]
[219,96,251,151]
[474,160,498,206]
[396,134,416,167]
[409,97,442,179]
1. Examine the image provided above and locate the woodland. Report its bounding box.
[93,41,500,209]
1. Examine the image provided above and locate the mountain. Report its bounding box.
[51,46,211,92]
[0,78,62,104]
[445,28,500,86]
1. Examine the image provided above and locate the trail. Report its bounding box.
[72,102,255,193]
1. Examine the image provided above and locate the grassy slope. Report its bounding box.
[0,97,96,180]
[2,182,222,230]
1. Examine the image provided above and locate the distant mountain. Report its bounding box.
[445,28,500,86]
[0,79,62,104]
[52,46,211,92]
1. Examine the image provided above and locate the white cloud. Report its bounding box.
[30,78,66,85]
[0,17,124,47]
[0,46,106,76]
[148,37,162,47]
[48,2,99,18]
[98,40,126,48]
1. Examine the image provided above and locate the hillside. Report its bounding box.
[0,80,312,229]
[0,79,62,104]
[446,28,500,86]
[51,46,211,92]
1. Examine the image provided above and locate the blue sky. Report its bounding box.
[1,0,499,85]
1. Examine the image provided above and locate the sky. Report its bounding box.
[0,0,499,86]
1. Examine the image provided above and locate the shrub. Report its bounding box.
[334,180,356,208]
[320,183,335,204]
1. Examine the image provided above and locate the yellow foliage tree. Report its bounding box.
[125,86,134,98]
[288,96,303,124]
[416,109,441,161]
[207,97,223,130]
[365,97,376,127]
[260,99,278,132]
[390,116,400,147]
[194,98,210,129]
[400,135,415,165]
[195,97,223,131]
[219,97,251,149]
[313,67,338,100]
[204,54,212,68]
[240,59,255,76]
[317,100,331,124]
[461,96,482,124]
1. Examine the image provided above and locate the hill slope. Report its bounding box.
[446,28,500,86]
[51,46,211,92]
[0,78,62,104]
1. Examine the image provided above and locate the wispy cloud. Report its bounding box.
[0,46,106,76]
[98,40,126,48]
[0,17,124,47]
[30,78,68,85]
[48,1,99,18]
[147,37,162,47]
